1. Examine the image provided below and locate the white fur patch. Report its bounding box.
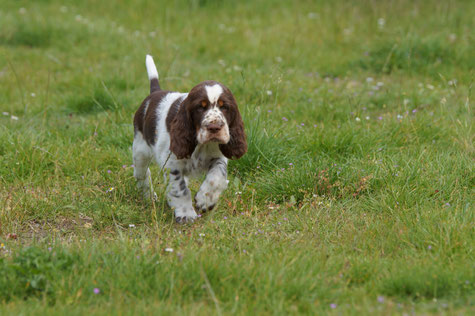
[143,99,150,116]
[205,84,223,104]
[145,55,159,80]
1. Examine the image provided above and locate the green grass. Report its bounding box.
[0,0,474,314]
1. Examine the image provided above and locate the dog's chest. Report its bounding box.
[183,143,222,177]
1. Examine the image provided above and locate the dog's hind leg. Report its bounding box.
[132,132,156,200]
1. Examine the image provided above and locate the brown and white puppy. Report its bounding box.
[133,55,247,223]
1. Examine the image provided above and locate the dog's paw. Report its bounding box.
[195,191,217,213]
[175,216,196,224]
[196,202,216,213]
[174,207,198,224]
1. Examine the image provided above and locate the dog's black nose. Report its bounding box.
[207,122,223,133]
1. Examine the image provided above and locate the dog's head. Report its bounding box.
[169,81,247,160]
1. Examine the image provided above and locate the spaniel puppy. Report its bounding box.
[133,55,247,223]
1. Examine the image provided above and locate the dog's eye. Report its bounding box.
[218,100,229,110]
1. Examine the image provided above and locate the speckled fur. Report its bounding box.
[132,55,246,223]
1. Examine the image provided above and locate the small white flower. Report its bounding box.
[31,92,36,97]
[343,28,352,36]
[218,59,226,67]
[365,116,370,120]
[2,112,9,116]
[165,248,174,252]
[355,117,361,122]
[106,187,114,192]
[397,114,403,120]
[366,77,374,83]
[377,18,385,28]
[426,84,434,90]
[403,98,410,106]
[266,90,273,96]
[307,12,318,19]
[129,224,135,228]
[11,115,19,120]
[233,65,242,71]
[377,82,384,87]
[448,33,457,42]
[275,56,283,63]
[199,233,205,237]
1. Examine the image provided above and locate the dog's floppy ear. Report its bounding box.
[219,100,247,159]
[169,100,197,159]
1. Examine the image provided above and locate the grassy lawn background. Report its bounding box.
[0,0,473,314]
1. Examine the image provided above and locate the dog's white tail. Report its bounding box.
[145,55,160,93]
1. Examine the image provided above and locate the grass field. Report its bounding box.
[0,0,474,314]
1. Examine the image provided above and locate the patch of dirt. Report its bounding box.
[5,213,95,243]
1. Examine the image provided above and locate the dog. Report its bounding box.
[133,55,247,223]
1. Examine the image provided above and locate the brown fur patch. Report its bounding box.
[134,90,170,145]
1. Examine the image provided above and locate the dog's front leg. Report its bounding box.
[195,158,228,212]
[167,169,197,223]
